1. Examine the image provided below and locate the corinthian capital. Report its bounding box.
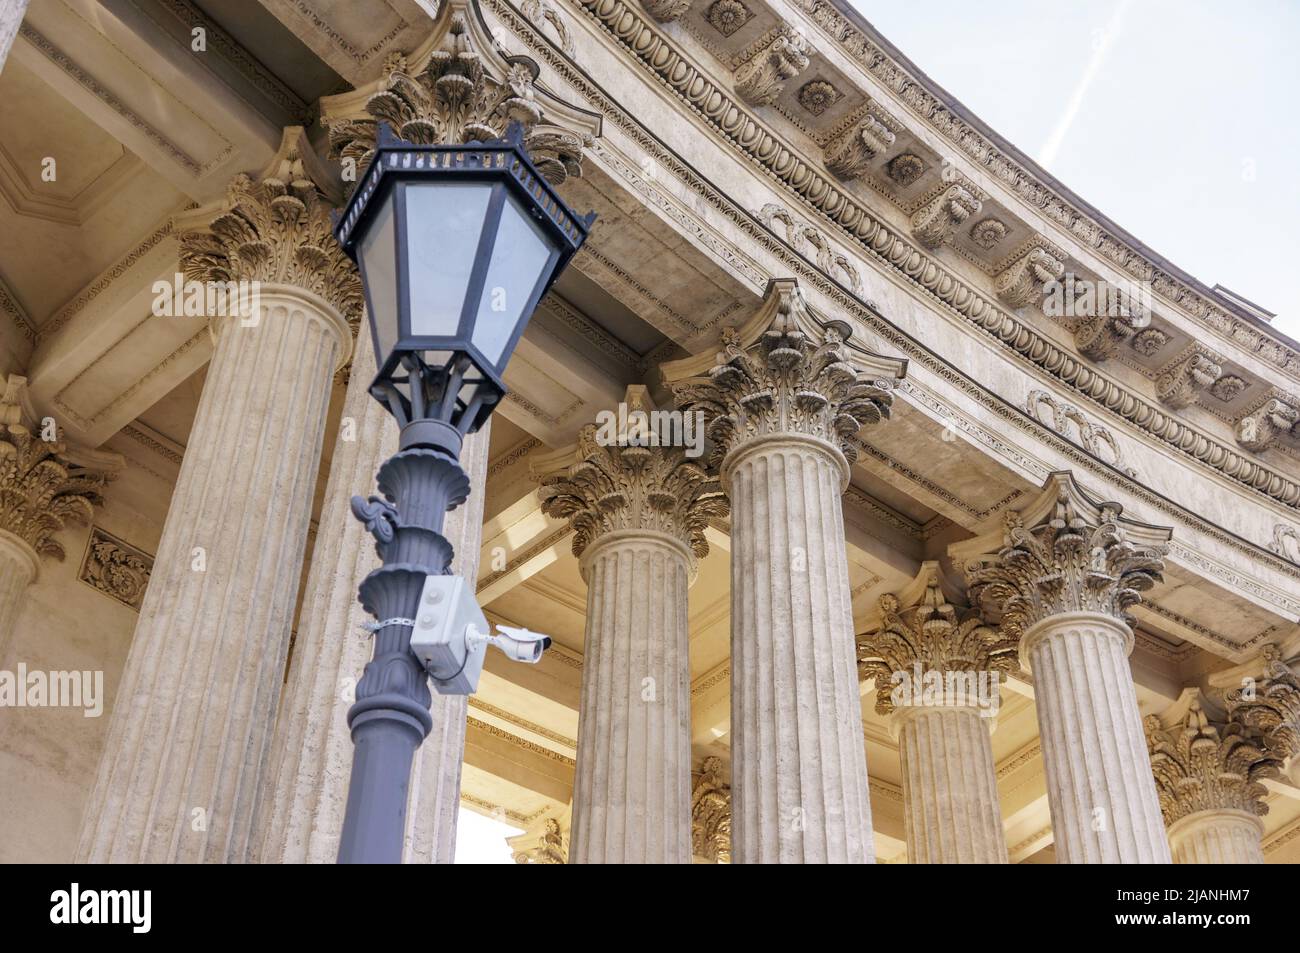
[534,390,729,563]
[323,0,598,185]
[857,562,1017,715]
[1145,696,1281,828]
[951,471,1171,640]
[733,28,812,107]
[663,280,904,476]
[1224,646,1300,761]
[691,756,731,863]
[176,127,362,329]
[0,375,114,564]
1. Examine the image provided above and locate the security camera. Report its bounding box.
[407,574,553,695]
[476,624,552,663]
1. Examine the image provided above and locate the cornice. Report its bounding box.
[560,0,1300,519]
[797,0,1300,382]
[472,1,1300,621]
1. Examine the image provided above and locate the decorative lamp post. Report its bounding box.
[331,122,593,863]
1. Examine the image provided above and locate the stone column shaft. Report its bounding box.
[0,0,29,77]
[1169,809,1264,864]
[728,438,874,864]
[568,531,692,864]
[895,705,1007,863]
[1026,612,1170,864]
[76,286,349,863]
[260,331,488,864]
[0,531,36,660]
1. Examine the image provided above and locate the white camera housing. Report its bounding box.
[409,574,551,695]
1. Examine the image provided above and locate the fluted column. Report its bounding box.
[0,1,29,78]
[537,390,728,864]
[667,280,905,863]
[0,532,36,659]
[258,330,489,863]
[1168,811,1265,864]
[859,563,1014,863]
[957,472,1174,864]
[1146,695,1280,865]
[76,131,359,863]
[893,706,1005,863]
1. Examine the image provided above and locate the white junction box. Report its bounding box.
[410,574,488,696]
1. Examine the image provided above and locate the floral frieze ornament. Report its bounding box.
[323,0,599,186]
[706,0,752,36]
[953,471,1171,641]
[79,527,152,610]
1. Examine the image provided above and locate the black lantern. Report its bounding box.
[333,121,593,454]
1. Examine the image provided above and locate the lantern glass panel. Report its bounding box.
[357,190,399,363]
[471,190,558,368]
[405,181,493,341]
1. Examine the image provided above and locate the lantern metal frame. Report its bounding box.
[333,121,594,450]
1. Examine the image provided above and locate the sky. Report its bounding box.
[852,0,1300,340]
[453,0,1300,866]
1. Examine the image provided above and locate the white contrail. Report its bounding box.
[1038,0,1133,169]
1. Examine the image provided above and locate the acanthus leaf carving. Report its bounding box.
[668,282,901,469]
[910,181,983,250]
[1155,344,1224,410]
[177,129,363,329]
[0,376,113,563]
[957,473,1171,641]
[691,756,731,863]
[1234,390,1299,453]
[325,3,590,186]
[1025,390,1138,479]
[641,0,693,21]
[857,564,1017,715]
[733,28,812,107]
[1146,696,1280,827]
[994,238,1066,309]
[535,390,729,562]
[1224,646,1300,761]
[823,108,897,181]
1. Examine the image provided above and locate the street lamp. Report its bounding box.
[331,121,593,863]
